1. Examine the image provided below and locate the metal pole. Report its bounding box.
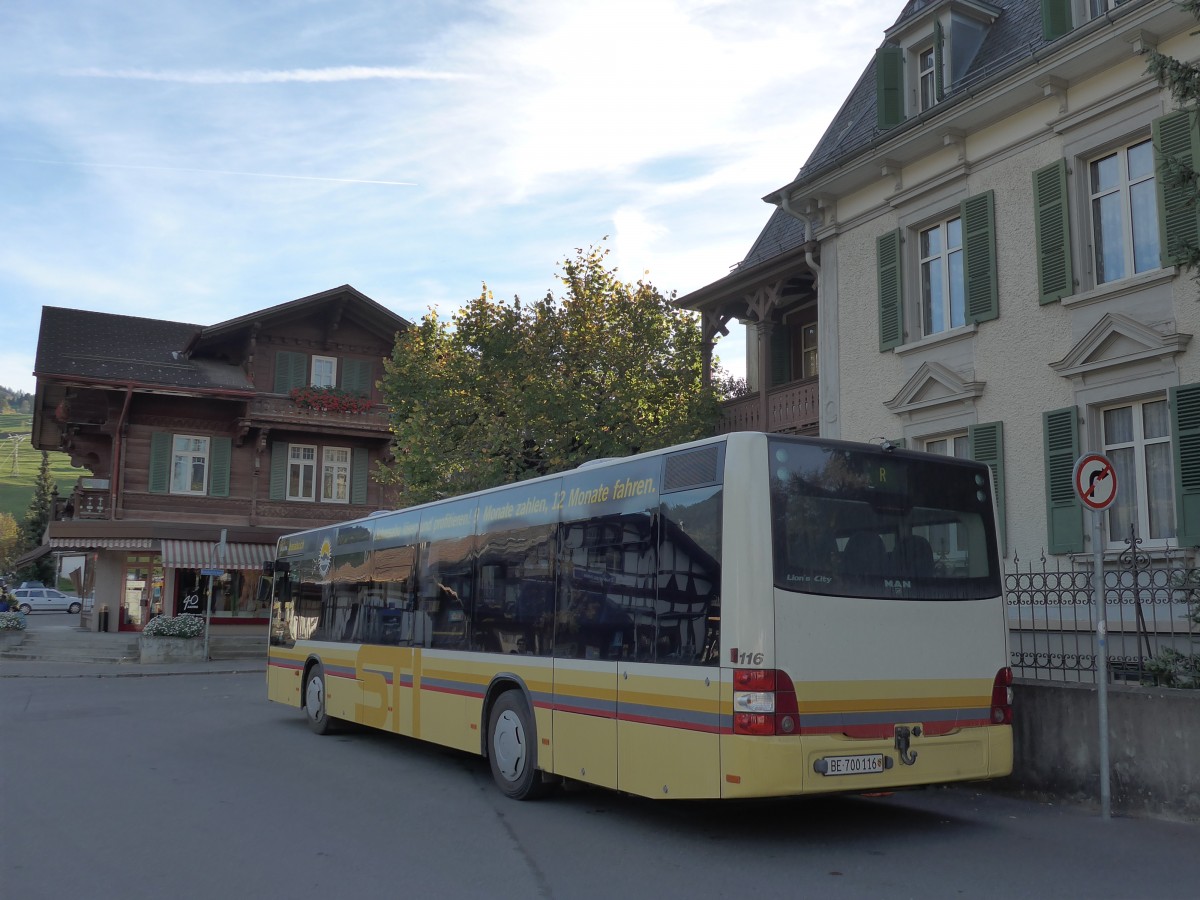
[1092,510,1111,821]
[203,573,214,661]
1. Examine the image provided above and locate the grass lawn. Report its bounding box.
[0,412,81,522]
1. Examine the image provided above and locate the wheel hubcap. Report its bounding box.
[493,709,526,782]
[306,676,325,721]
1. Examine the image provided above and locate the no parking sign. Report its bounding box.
[1073,453,1117,511]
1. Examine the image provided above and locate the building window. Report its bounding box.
[1088,0,1127,18]
[311,356,337,388]
[1089,138,1160,284]
[170,435,209,495]
[920,216,965,336]
[921,433,970,560]
[288,445,317,501]
[923,433,969,459]
[918,45,937,111]
[1102,397,1175,544]
[323,447,351,504]
[800,322,818,379]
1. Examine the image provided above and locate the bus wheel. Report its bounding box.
[304,664,335,735]
[488,691,550,800]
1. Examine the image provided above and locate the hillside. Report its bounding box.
[0,411,81,522]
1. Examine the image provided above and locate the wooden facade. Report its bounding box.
[30,285,409,633]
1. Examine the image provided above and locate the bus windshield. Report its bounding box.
[769,438,1001,600]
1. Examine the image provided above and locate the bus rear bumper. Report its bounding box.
[719,725,1013,798]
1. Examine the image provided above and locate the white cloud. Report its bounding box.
[0,0,899,394]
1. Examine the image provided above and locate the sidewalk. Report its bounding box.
[0,656,266,678]
[1,613,268,677]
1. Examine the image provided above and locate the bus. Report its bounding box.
[265,431,1012,800]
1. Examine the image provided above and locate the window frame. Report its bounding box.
[1087,137,1161,286]
[1099,395,1175,548]
[311,356,337,389]
[322,446,352,505]
[918,214,966,337]
[169,434,210,496]
[287,444,318,502]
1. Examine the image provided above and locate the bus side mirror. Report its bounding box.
[263,560,290,575]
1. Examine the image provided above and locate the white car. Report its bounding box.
[11,587,82,614]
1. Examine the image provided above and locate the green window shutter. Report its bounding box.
[274,351,308,394]
[933,20,945,102]
[1043,407,1083,554]
[1033,160,1074,304]
[148,433,171,494]
[342,359,373,397]
[970,422,1007,557]
[351,448,369,505]
[769,325,791,387]
[209,436,232,498]
[270,442,288,501]
[876,46,905,130]
[1152,110,1200,268]
[1041,0,1073,41]
[877,229,904,351]
[961,190,998,325]
[1170,383,1200,547]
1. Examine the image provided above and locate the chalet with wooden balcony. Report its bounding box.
[29,285,409,633]
[677,209,822,436]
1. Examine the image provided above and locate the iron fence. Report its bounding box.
[1005,528,1200,686]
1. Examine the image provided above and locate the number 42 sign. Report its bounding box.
[1073,453,1118,511]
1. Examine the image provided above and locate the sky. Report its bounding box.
[0,0,898,396]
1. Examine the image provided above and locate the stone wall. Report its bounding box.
[998,680,1199,822]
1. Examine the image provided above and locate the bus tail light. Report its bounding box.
[733,669,800,736]
[991,667,1013,725]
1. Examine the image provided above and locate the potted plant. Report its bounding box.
[139,613,206,663]
[288,386,372,414]
[0,608,27,651]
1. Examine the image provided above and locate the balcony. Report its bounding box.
[62,478,111,520]
[718,379,818,435]
[244,394,391,433]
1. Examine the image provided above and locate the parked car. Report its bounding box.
[11,587,82,614]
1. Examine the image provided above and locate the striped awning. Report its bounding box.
[160,540,275,571]
[50,537,156,551]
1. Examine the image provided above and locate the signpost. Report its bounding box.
[1072,453,1117,821]
[202,529,228,662]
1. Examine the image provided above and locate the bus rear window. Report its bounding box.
[768,439,1001,600]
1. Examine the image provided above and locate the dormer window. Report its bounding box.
[876,1,998,130]
[918,45,938,111]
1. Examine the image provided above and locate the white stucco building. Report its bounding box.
[681,0,1200,565]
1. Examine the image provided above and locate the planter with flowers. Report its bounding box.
[139,613,206,663]
[0,609,26,652]
[289,386,373,414]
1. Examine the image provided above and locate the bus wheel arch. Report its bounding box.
[483,680,554,800]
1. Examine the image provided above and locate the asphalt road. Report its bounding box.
[2,670,1196,900]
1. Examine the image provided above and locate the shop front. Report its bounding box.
[160,540,276,630]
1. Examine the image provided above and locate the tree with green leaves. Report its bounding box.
[18,451,56,583]
[1146,0,1200,273]
[378,242,722,504]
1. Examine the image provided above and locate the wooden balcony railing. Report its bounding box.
[245,394,391,431]
[718,378,819,435]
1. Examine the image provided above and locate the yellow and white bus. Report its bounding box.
[265,431,1012,800]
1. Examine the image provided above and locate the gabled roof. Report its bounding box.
[736,0,1044,273]
[34,285,408,393]
[33,306,243,392]
[191,284,410,352]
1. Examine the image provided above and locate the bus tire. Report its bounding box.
[304,663,335,735]
[487,691,550,800]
